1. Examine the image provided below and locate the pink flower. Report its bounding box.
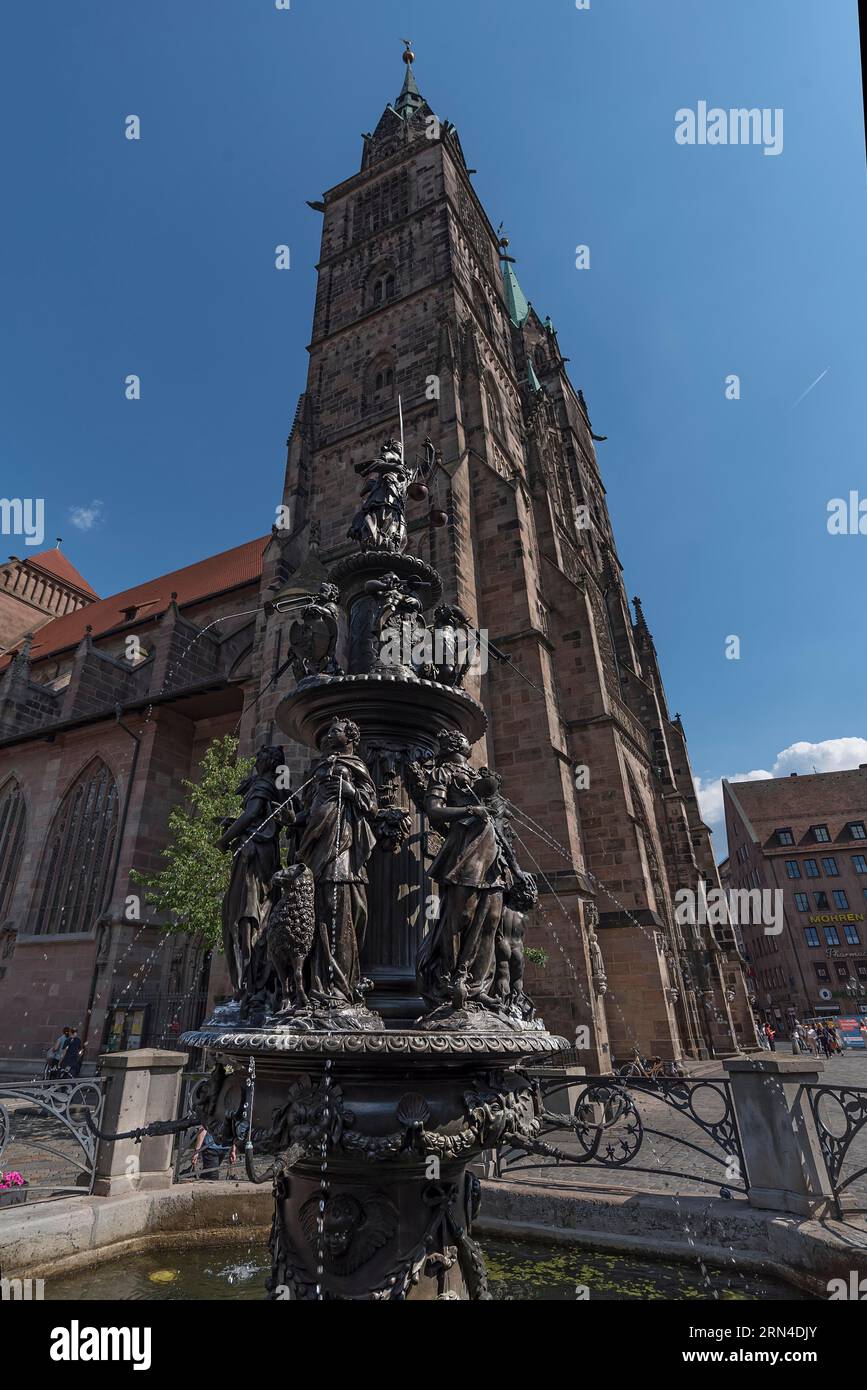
[0,1171,25,1189]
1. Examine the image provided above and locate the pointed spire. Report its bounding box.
[502,261,530,328]
[633,596,652,645]
[527,359,543,393]
[395,40,425,118]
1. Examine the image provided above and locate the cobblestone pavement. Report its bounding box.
[497,1051,867,1214]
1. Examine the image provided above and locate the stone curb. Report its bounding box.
[4,1178,866,1295]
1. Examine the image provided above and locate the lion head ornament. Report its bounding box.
[299,1188,398,1276]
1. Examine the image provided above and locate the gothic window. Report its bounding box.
[32,759,119,936]
[366,258,400,309]
[0,778,26,921]
[363,353,397,415]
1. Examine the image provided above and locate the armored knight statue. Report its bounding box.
[216,744,289,1003]
[287,582,342,683]
[347,439,415,554]
[289,717,379,1010]
[417,736,535,1015]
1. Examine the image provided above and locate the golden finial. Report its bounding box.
[402,39,415,64]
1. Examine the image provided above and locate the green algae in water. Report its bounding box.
[485,1239,812,1301]
[46,1237,812,1301]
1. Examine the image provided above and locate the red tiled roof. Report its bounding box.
[25,547,99,599]
[3,536,269,667]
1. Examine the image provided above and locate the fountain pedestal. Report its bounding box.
[184,441,568,1299]
[183,1023,564,1300]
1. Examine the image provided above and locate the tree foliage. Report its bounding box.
[132,734,252,950]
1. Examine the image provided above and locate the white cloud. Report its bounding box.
[69,500,104,531]
[695,738,867,852]
[695,769,771,835]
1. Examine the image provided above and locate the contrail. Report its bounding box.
[791,367,830,409]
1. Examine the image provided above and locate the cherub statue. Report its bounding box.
[494,873,539,1019]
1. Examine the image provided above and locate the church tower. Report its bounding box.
[245,48,754,1062]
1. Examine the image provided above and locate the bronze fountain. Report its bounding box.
[184,435,567,1300]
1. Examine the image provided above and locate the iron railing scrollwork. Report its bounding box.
[0,1079,105,1201]
[806,1084,867,1216]
[496,1073,748,1196]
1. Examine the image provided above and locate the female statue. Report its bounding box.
[347,440,415,554]
[291,717,378,1007]
[418,735,533,1012]
[217,745,288,1000]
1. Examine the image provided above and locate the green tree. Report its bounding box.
[132,734,252,950]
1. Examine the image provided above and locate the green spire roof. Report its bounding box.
[528,359,542,392]
[395,57,424,118]
[502,261,530,327]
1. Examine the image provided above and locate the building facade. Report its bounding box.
[0,545,98,657]
[0,538,267,1063]
[0,52,753,1066]
[724,768,867,1032]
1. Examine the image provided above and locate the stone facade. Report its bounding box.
[0,56,753,1066]
[0,539,266,1061]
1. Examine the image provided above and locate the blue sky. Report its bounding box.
[2,0,865,848]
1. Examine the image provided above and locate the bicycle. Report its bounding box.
[42,1059,72,1081]
[617,1047,685,1082]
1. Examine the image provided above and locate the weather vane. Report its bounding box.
[402,39,415,64]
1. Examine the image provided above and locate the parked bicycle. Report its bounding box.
[617,1047,686,1082]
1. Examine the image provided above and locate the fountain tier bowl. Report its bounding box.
[275,672,487,750]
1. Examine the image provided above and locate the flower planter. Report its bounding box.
[0,1181,27,1208]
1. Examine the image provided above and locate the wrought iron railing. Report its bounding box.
[494,1073,749,1197]
[0,1078,105,1203]
[806,1083,867,1216]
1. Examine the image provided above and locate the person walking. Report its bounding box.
[806,1024,818,1057]
[763,1022,776,1052]
[63,1028,83,1077]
